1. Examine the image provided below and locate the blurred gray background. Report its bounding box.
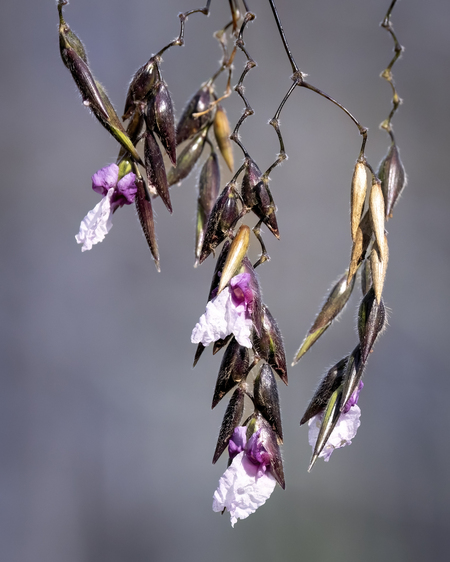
[1,0,449,561]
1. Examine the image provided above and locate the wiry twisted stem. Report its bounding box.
[380,0,403,138]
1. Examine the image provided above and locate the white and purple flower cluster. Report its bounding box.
[213,427,277,527]
[191,272,254,348]
[308,381,364,462]
[76,163,137,252]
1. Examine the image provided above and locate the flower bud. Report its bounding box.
[147,81,177,166]
[135,177,160,271]
[358,286,386,363]
[212,338,250,408]
[213,104,234,172]
[293,271,356,364]
[144,131,172,213]
[218,225,250,294]
[255,305,287,385]
[253,364,283,442]
[176,85,216,145]
[167,128,208,186]
[198,184,240,264]
[378,142,406,218]
[351,161,367,241]
[300,357,348,425]
[370,234,389,303]
[212,387,245,464]
[123,59,158,120]
[195,152,221,265]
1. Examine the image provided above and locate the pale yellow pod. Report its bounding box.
[351,161,367,241]
[218,225,250,294]
[214,105,234,172]
[370,234,389,303]
[347,227,363,284]
[369,181,386,261]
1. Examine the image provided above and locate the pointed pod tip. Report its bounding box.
[308,454,318,473]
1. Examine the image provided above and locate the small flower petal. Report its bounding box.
[212,452,277,527]
[92,163,119,196]
[75,188,114,252]
[228,427,247,459]
[308,405,361,462]
[111,171,138,210]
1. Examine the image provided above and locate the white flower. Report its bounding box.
[212,451,277,527]
[191,273,254,348]
[308,404,361,462]
[75,187,115,252]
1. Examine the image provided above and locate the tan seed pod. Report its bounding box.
[348,227,364,284]
[370,234,389,303]
[369,181,386,261]
[351,161,367,241]
[214,105,234,172]
[218,225,250,294]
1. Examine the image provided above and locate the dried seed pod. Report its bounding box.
[259,305,287,385]
[360,259,372,296]
[300,357,348,425]
[369,181,386,262]
[212,338,250,408]
[123,59,158,120]
[308,386,343,472]
[176,84,216,145]
[144,131,172,213]
[195,152,221,266]
[370,234,389,303]
[213,104,234,171]
[378,141,406,218]
[351,161,368,241]
[348,211,372,284]
[135,177,160,271]
[340,345,363,414]
[292,271,356,365]
[252,414,285,489]
[241,159,262,209]
[167,128,208,186]
[198,184,240,264]
[358,286,386,363]
[253,364,283,442]
[218,225,250,294]
[212,387,245,464]
[147,81,177,166]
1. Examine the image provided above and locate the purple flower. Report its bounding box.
[308,382,364,462]
[191,273,254,348]
[212,427,276,527]
[76,163,137,252]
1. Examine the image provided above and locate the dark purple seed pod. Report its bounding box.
[58,4,88,64]
[300,356,348,425]
[61,47,109,121]
[212,335,233,355]
[378,141,406,218]
[176,84,216,145]
[212,338,250,409]
[241,159,262,209]
[123,59,158,120]
[262,305,287,385]
[253,414,285,489]
[253,364,283,442]
[207,240,231,300]
[195,152,221,264]
[192,343,205,368]
[198,184,239,264]
[340,345,363,413]
[212,387,245,464]
[293,271,356,364]
[135,177,160,271]
[253,180,279,238]
[144,131,172,213]
[167,128,208,187]
[358,286,386,363]
[147,81,177,166]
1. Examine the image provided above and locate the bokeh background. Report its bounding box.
[2,0,449,561]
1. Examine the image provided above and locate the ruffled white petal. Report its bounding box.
[75,188,114,252]
[191,287,253,348]
[212,452,277,527]
[308,405,361,462]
